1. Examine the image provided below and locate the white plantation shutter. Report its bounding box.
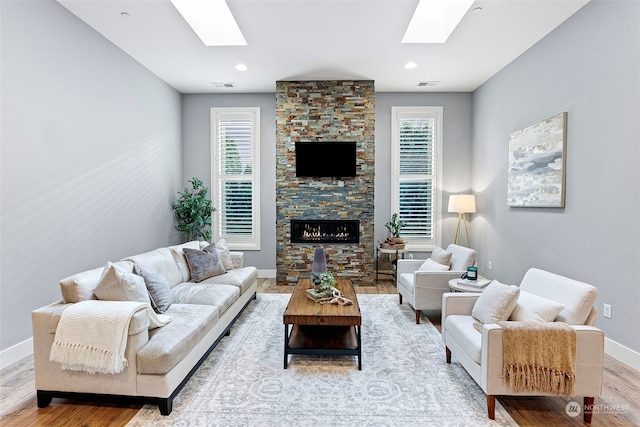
[391,107,442,250]
[211,108,260,249]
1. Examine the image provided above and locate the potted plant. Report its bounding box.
[385,213,405,243]
[307,272,337,301]
[173,177,216,242]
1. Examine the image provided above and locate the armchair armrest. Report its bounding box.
[414,270,466,288]
[441,292,480,325]
[396,259,425,275]
[481,324,605,395]
[396,259,466,288]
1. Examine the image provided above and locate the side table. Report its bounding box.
[448,278,491,293]
[375,246,408,281]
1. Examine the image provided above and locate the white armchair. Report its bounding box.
[442,268,604,423]
[397,244,476,323]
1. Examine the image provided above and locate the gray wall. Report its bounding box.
[181,94,277,269]
[375,93,473,251]
[0,1,183,351]
[471,1,640,352]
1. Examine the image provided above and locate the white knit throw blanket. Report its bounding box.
[50,300,172,375]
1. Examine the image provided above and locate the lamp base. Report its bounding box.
[453,213,471,247]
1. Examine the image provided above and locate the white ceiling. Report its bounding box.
[57,0,589,94]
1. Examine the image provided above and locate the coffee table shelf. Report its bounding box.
[283,279,362,370]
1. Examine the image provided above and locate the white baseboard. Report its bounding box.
[257,269,276,278]
[0,338,33,370]
[605,337,640,372]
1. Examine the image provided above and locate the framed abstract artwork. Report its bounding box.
[508,112,568,207]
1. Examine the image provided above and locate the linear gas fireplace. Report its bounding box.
[290,219,360,244]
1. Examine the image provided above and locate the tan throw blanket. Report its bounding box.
[498,321,576,396]
[50,300,172,375]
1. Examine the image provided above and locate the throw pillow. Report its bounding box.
[203,238,234,270]
[417,258,450,272]
[471,280,520,324]
[134,264,173,314]
[509,290,565,322]
[94,262,151,304]
[430,246,452,267]
[183,248,226,283]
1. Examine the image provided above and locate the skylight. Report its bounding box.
[170,0,247,46]
[402,0,475,44]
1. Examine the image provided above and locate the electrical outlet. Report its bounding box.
[408,253,413,259]
[487,261,493,270]
[603,303,612,319]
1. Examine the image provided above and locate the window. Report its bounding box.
[211,108,260,250]
[391,106,442,251]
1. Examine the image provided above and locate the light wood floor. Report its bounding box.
[2,277,638,426]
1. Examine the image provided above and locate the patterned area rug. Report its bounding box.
[127,294,516,426]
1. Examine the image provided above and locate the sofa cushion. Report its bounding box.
[134,264,173,314]
[168,241,201,282]
[136,304,219,374]
[430,246,452,266]
[472,280,520,324]
[509,290,565,322]
[171,283,240,314]
[94,262,151,304]
[199,266,258,294]
[418,258,450,272]
[124,248,183,288]
[445,315,483,364]
[59,261,133,303]
[183,248,226,282]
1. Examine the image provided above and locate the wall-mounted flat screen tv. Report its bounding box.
[295,141,357,177]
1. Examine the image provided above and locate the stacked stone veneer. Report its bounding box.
[275,80,375,286]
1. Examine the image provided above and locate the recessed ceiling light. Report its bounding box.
[235,64,248,72]
[170,0,247,46]
[402,0,475,44]
[405,62,418,70]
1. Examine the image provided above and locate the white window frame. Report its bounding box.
[211,107,261,250]
[390,106,443,251]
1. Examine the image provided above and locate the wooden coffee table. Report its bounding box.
[283,278,362,370]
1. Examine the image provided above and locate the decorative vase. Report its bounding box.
[311,247,327,274]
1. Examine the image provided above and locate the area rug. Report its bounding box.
[127,294,516,426]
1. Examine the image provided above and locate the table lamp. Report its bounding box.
[448,194,476,247]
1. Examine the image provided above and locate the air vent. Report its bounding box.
[417,81,440,87]
[211,82,236,88]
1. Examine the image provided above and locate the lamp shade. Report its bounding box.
[448,195,476,213]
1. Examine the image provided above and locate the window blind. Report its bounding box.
[391,107,442,250]
[212,108,260,249]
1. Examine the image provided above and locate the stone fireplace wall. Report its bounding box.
[275,80,375,285]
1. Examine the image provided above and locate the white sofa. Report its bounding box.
[442,268,605,423]
[32,241,257,415]
[397,244,476,323]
